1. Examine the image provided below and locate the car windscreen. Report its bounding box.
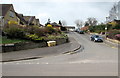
[95,35,99,38]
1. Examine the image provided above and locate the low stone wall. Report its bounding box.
[52,38,69,45]
[2,41,47,52]
[2,37,69,52]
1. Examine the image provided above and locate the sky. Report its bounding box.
[1,0,120,26]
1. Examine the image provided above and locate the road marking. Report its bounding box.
[69,60,117,64]
[104,43,118,49]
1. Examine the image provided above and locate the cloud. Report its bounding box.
[37,13,50,18]
[1,0,120,3]
[1,0,116,25]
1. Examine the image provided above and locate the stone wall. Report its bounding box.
[2,41,47,52]
[2,37,69,52]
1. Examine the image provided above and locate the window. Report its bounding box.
[9,11,14,18]
[0,16,3,26]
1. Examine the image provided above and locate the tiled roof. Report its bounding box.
[0,4,13,16]
[15,12,27,24]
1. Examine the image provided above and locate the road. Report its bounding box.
[2,32,118,76]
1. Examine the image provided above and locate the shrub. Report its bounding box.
[8,20,18,26]
[115,34,120,41]
[45,27,56,34]
[112,24,120,29]
[47,24,52,27]
[26,34,44,42]
[34,27,46,37]
[4,25,26,39]
[107,30,120,39]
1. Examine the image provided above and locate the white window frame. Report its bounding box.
[0,16,4,27]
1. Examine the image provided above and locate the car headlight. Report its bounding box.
[95,38,98,40]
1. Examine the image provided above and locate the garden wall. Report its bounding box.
[2,38,69,52]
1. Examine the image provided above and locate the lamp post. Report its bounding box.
[105,27,107,39]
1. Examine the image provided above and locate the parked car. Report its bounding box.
[75,29,80,32]
[90,35,103,42]
[69,29,75,32]
[78,30,84,34]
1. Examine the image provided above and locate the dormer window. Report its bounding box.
[9,11,14,18]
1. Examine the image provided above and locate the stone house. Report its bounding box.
[0,4,18,27]
[15,13,27,25]
[51,22,61,29]
[36,19,40,26]
[23,16,39,26]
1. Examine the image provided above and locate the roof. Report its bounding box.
[18,14,23,17]
[80,26,89,31]
[0,4,13,16]
[36,19,40,23]
[114,20,120,23]
[15,12,27,24]
[51,22,61,27]
[23,16,35,25]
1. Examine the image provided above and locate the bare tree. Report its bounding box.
[74,19,83,28]
[86,17,98,26]
[62,20,67,26]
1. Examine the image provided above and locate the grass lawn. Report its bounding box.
[0,36,28,44]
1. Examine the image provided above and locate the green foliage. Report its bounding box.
[1,36,27,44]
[89,24,114,33]
[45,27,56,34]
[26,34,44,42]
[3,24,64,43]
[112,24,120,29]
[107,30,120,39]
[4,25,26,39]
[89,26,95,32]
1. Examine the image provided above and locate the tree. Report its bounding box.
[58,20,62,26]
[84,21,89,26]
[74,20,83,28]
[62,20,67,26]
[86,17,98,26]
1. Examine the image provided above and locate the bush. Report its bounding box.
[45,27,56,34]
[4,25,26,39]
[8,20,18,26]
[107,30,120,39]
[112,24,120,29]
[115,34,120,41]
[26,34,44,42]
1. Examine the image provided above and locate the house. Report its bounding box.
[15,13,27,25]
[63,26,75,31]
[36,19,40,26]
[80,26,89,31]
[0,4,18,27]
[23,16,39,26]
[50,22,61,29]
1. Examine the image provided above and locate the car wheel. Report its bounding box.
[94,40,96,42]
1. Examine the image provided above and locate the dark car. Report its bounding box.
[90,35,103,42]
[78,30,84,34]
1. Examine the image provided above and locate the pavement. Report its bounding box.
[1,37,81,62]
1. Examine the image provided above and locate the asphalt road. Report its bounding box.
[2,32,118,76]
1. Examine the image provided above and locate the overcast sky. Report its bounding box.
[1,0,120,26]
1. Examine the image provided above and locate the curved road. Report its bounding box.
[2,32,118,76]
